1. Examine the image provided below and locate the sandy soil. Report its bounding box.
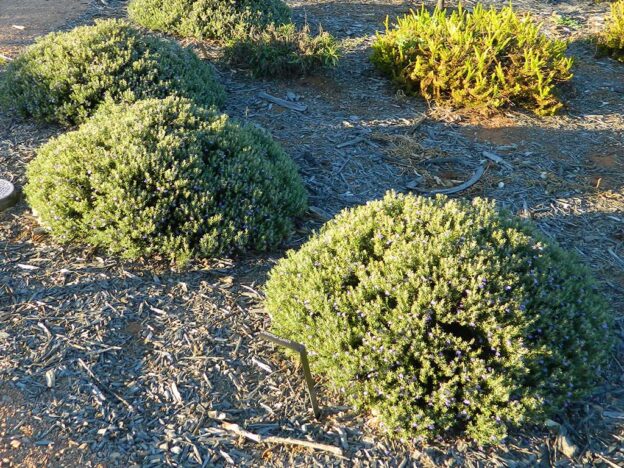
[0,0,90,56]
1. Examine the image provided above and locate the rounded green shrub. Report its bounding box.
[128,0,290,41]
[597,0,624,62]
[265,192,612,443]
[224,24,340,78]
[0,19,225,126]
[371,4,573,116]
[25,97,307,263]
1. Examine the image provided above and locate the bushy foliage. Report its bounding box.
[25,97,307,263]
[371,4,573,115]
[128,0,290,41]
[224,24,340,78]
[0,19,224,126]
[265,192,612,443]
[597,0,624,62]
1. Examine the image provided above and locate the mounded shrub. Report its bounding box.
[0,19,225,126]
[128,0,290,41]
[224,24,340,78]
[597,0,624,62]
[25,97,307,263]
[371,4,573,116]
[265,192,612,443]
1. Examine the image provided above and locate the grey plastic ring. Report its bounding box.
[0,179,18,211]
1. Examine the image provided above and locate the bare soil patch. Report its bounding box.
[0,0,91,57]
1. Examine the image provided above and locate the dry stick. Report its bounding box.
[482,151,513,171]
[336,136,365,149]
[258,92,308,112]
[411,163,487,196]
[77,358,134,412]
[594,453,621,468]
[608,248,624,269]
[258,331,320,419]
[222,422,344,457]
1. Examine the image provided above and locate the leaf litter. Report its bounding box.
[1,0,623,466]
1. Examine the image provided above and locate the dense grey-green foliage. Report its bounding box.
[266,192,612,443]
[0,19,225,126]
[128,0,290,41]
[26,97,307,263]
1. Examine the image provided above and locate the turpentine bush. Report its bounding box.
[0,19,225,126]
[265,192,612,443]
[224,24,340,78]
[597,0,624,62]
[371,4,573,115]
[128,0,290,41]
[25,97,307,263]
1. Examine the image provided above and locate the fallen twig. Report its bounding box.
[258,92,307,112]
[482,151,513,170]
[410,163,486,196]
[408,114,427,134]
[594,453,621,468]
[77,358,134,412]
[608,248,624,269]
[222,422,344,457]
[336,136,365,149]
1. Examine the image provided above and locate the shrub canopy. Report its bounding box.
[265,192,612,443]
[224,24,340,78]
[598,0,624,62]
[25,97,307,263]
[128,0,290,41]
[371,4,573,115]
[0,19,225,126]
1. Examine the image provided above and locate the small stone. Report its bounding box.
[556,433,578,458]
[498,182,505,188]
[10,439,21,449]
[45,369,55,388]
[544,418,561,430]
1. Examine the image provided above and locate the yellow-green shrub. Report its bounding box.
[25,97,307,263]
[0,19,224,126]
[371,4,573,115]
[224,24,340,78]
[265,192,612,443]
[598,0,624,62]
